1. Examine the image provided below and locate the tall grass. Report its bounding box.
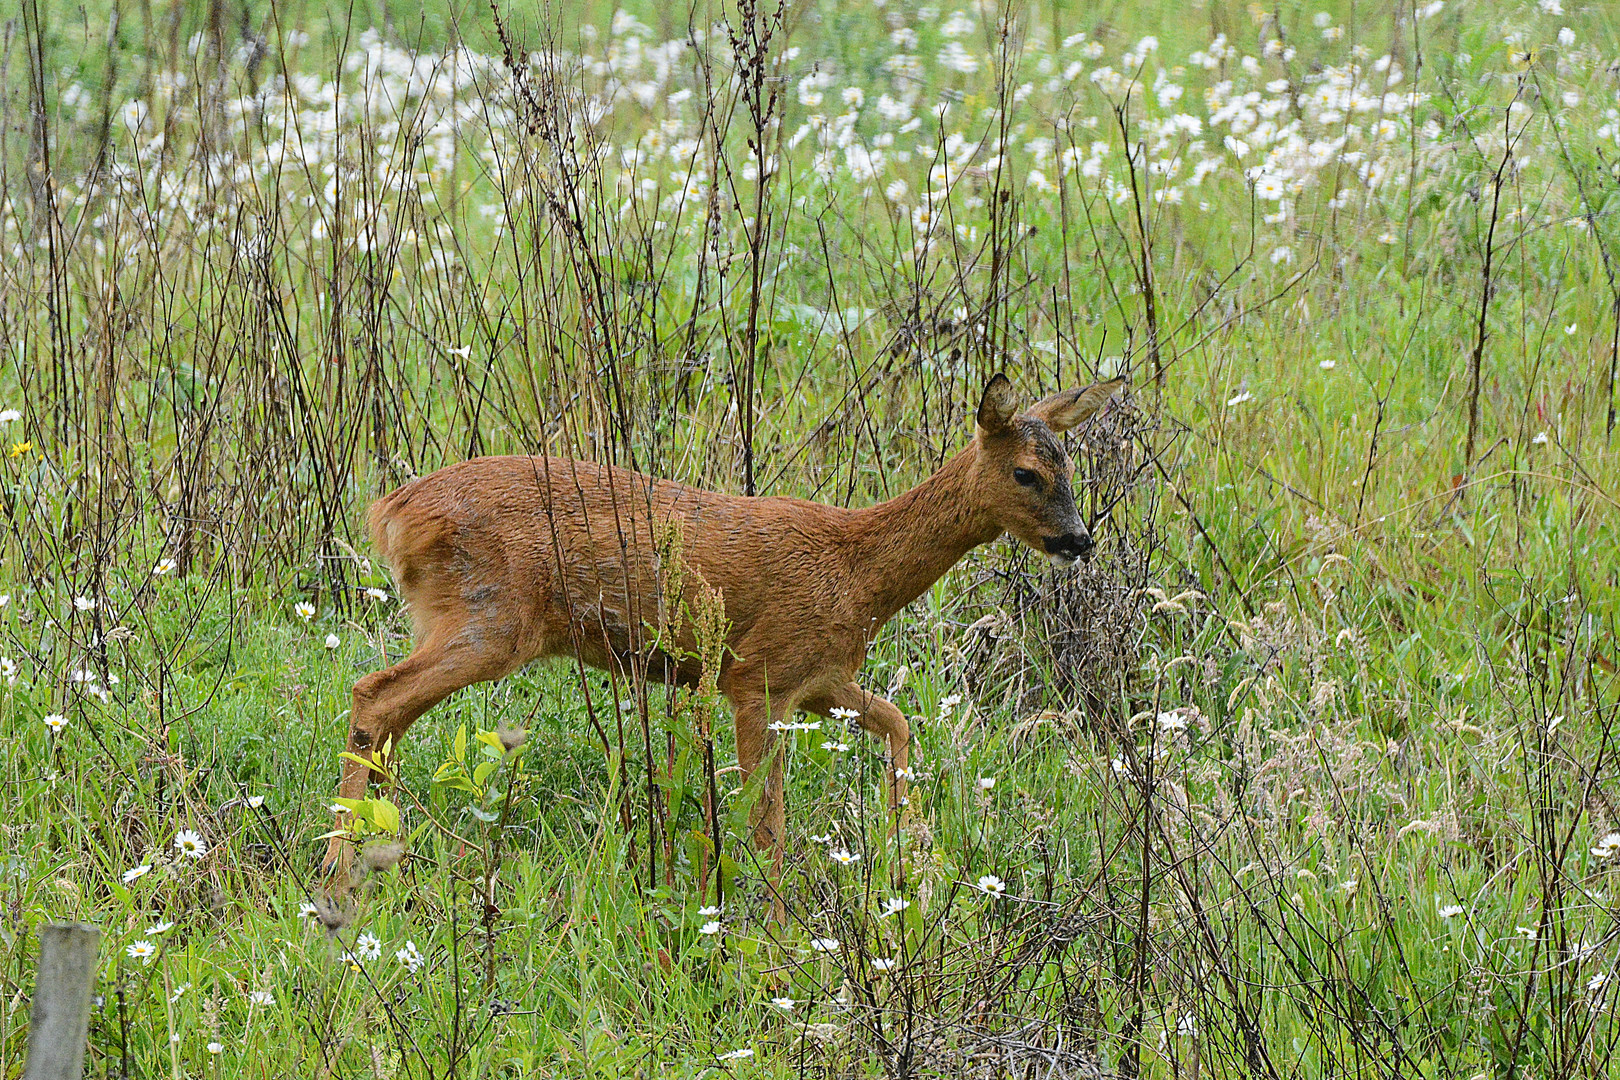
[1,0,1618,1074]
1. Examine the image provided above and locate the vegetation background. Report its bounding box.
[2,0,1619,1074]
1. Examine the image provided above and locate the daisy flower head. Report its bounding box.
[355,932,382,961]
[1593,832,1620,859]
[207,1043,224,1055]
[147,921,175,934]
[363,587,389,603]
[719,1049,755,1061]
[880,896,910,917]
[829,848,861,866]
[698,905,721,917]
[976,874,1007,898]
[43,712,68,734]
[294,601,315,621]
[298,901,320,919]
[152,558,178,577]
[0,408,19,423]
[173,829,207,859]
[324,633,341,650]
[771,997,796,1012]
[828,706,860,721]
[1438,904,1464,919]
[126,940,157,964]
[872,957,896,971]
[73,595,96,612]
[977,776,996,790]
[809,937,840,952]
[699,920,722,936]
[249,989,275,1006]
[396,940,425,973]
[123,864,152,884]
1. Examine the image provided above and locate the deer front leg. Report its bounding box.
[806,683,911,814]
[731,689,793,921]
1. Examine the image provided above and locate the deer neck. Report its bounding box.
[849,447,1001,625]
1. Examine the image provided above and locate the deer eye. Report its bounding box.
[1012,468,1041,489]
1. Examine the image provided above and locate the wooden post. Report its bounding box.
[23,923,100,1080]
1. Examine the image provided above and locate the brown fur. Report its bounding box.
[321,375,1123,901]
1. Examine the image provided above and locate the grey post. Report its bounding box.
[23,923,100,1080]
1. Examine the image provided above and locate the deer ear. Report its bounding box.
[1026,377,1126,433]
[976,373,1018,435]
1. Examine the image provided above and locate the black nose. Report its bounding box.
[1043,532,1095,561]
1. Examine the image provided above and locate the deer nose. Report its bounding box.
[1043,532,1094,562]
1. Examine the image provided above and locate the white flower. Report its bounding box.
[1417,0,1444,16]
[821,741,851,752]
[718,1049,755,1061]
[123,865,152,884]
[808,937,840,952]
[1592,832,1620,859]
[1226,391,1254,406]
[355,933,382,961]
[396,940,425,972]
[829,848,861,866]
[126,940,157,963]
[169,981,190,1002]
[828,706,860,721]
[207,1042,224,1054]
[976,874,1007,897]
[0,657,15,685]
[1565,323,1578,336]
[173,829,207,859]
[698,905,721,917]
[294,601,315,621]
[894,767,916,782]
[810,833,833,844]
[1532,431,1550,446]
[1537,0,1563,13]
[246,795,265,809]
[884,179,909,203]
[0,409,19,423]
[298,902,319,919]
[1558,27,1575,47]
[324,633,340,649]
[977,776,995,790]
[1590,972,1608,992]
[1340,879,1359,895]
[249,989,275,1005]
[1516,926,1538,940]
[872,957,896,971]
[152,558,178,577]
[698,920,722,936]
[1320,360,1337,370]
[73,595,96,612]
[880,896,910,917]
[147,921,175,934]
[1438,904,1464,918]
[1156,711,1188,733]
[363,587,389,603]
[770,997,796,1012]
[43,713,68,733]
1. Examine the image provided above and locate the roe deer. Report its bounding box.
[321,373,1125,898]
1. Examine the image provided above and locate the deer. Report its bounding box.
[320,373,1125,905]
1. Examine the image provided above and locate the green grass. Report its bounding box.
[3,0,1620,1074]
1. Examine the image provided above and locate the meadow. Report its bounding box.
[2,0,1619,1074]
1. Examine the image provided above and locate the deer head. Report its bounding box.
[970,373,1125,567]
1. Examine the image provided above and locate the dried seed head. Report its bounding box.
[315,896,353,933]
[497,724,527,752]
[360,840,406,874]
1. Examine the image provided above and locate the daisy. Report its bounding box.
[879,896,910,917]
[207,1043,224,1054]
[976,874,1007,898]
[324,633,340,649]
[246,795,265,809]
[73,595,96,612]
[355,933,383,961]
[147,921,175,934]
[872,957,896,971]
[123,865,152,884]
[298,902,319,919]
[828,706,860,721]
[829,849,860,866]
[698,905,721,917]
[977,777,995,790]
[173,829,207,859]
[43,713,68,733]
[294,601,315,621]
[152,558,178,577]
[808,937,839,952]
[363,587,389,603]
[249,989,275,1005]
[698,921,722,936]
[0,409,19,423]
[1590,972,1609,992]
[770,997,796,1012]
[126,940,157,964]
[1438,904,1464,918]
[821,741,850,752]
[718,1049,754,1061]
[396,940,425,972]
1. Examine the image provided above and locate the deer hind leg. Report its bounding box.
[320,631,521,887]
[806,683,911,812]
